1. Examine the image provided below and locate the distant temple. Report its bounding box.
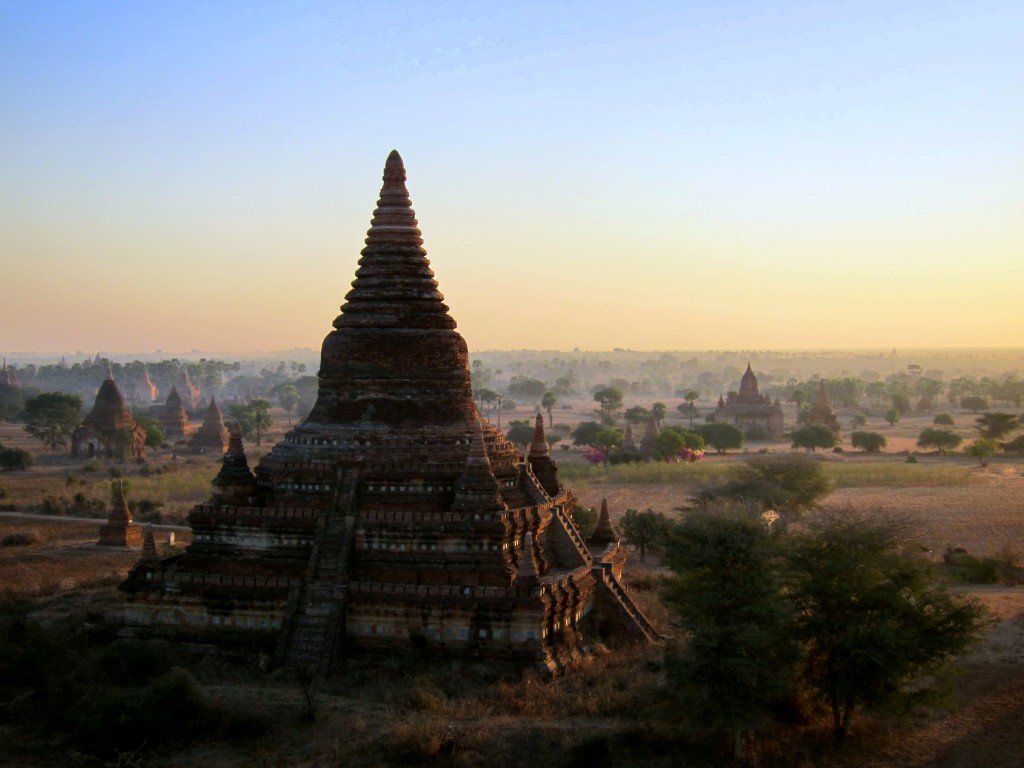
[1,359,19,387]
[160,384,192,440]
[176,370,202,411]
[132,368,159,404]
[807,380,840,431]
[714,363,784,439]
[189,397,230,454]
[121,151,656,675]
[71,368,147,459]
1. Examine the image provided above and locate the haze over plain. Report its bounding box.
[2,1,1021,355]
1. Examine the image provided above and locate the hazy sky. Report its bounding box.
[2,1,1022,356]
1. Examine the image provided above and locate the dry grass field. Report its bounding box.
[2,406,1024,767]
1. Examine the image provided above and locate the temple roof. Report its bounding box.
[82,371,133,430]
[739,363,758,395]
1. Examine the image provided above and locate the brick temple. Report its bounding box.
[714,363,785,439]
[121,151,656,674]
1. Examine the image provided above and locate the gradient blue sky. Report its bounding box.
[2,0,1022,355]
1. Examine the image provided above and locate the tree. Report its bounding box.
[975,412,1019,440]
[276,383,300,426]
[681,390,699,427]
[789,514,984,747]
[651,402,667,429]
[790,424,839,452]
[593,427,624,455]
[0,383,25,422]
[593,386,624,425]
[616,508,668,563]
[134,413,166,448]
[505,420,534,449]
[701,454,833,523]
[933,413,955,426]
[850,412,867,428]
[884,408,901,426]
[0,443,32,471]
[960,396,989,413]
[23,392,82,450]
[654,426,704,460]
[965,438,999,467]
[916,428,962,454]
[661,511,799,762]
[569,505,598,537]
[891,392,912,415]
[540,391,557,427]
[571,421,603,447]
[230,399,273,446]
[696,423,744,454]
[1002,434,1024,455]
[623,405,651,424]
[507,376,547,402]
[850,431,887,453]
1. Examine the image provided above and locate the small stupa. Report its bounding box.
[97,481,142,547]
[160,384,192,440]
[189,397,230,454]
[807,379,840,431]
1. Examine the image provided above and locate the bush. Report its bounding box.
[0,444,32,471]
[944,549,1005,584]
[933,413,955,426]
[850,431,887,453]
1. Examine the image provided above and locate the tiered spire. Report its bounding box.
[97,480,141,547]
[140,525,159,563]
[514,531,540,588]
[211,425,257,504]
[589,498,616,547]
[739,362,758,395]
[528,413,550,458]
[453,420,505,513]
[310,150,477,426]
[189,397,230,453]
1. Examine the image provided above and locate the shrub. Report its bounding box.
[933,413,955,426]
[850,431,887,453]
[1,531,39,546]
[0,444,32,471]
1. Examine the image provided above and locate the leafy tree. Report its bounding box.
[623,405,651,424]
[933,413,955,426]
[661,511,798,762]
[850,431,887,453]
[975,412,1019,440]
[965,438,999,467]
[790,424,839,452]
[593,386,624,425]
[569,505,598,538]
[916,428,962,454]
[850,412,867,428]
[884,408,901,426]
[507,376,547,401]
[229,399,273,446]
[275,383,300,426]
[571,421,603,447]
[789,514,984,747]
[960,396,989,413]
[540,391,557,427]
[505,419,534,448]
[616,508,668,563]
[701,454,833,523]
[0,443,32,471]
[696,423,744,454]
[23,392,82,450]
[134,413,166,448]
[594,427,624,454]
[651,402,667,428]
[891,392,912,415]
[654,426,704,460]
[0,383,25,422]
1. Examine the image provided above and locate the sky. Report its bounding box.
[1,0,1022,357]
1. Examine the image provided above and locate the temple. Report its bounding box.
[120,151,656,675]
[189,397,230,454]
[807,379,840,431]
[714,363,784,439]
[160,384,192,440]
[132,368,159,404]
[71,368,147,460]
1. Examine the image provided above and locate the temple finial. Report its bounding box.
[590,498,616,547]
[383,149,406,181]
[528,413,549,458]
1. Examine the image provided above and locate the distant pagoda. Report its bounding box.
[807,379,840,431]
[189,397,230,454]
[121,151,656,675]
[71,367,146,460]
[160,384,192,440]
